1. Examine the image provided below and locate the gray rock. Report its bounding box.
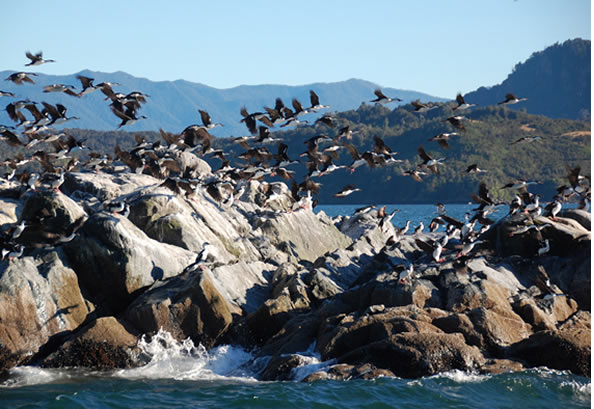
[0,250,90,371]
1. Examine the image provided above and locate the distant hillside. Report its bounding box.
[0,71,444,136]
[464,38,590,120]
[22,102,586,204]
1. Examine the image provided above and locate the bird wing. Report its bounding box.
[456,93,465,105]
[417,145,431,162]
[198,109,212,127]
[310,90,320,107]
[374,89,387,99]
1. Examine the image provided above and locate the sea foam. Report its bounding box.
[114,328,257,382]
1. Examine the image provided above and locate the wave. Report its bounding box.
[113,328,258,382]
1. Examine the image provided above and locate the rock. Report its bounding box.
[479,358,525,375]
[0,250,90,372]
[259,354,310,381]
[337,332,485,378]
[318,306,444,360]
[559,209,591,230]
[468,306,532,356]
[63,212,196,312]
[258,313,320,356]
[0,197,19,226]
[42,317,140,369]
[509,328,591,377]
[302,363,395,382]
[210,261,274,314]
[18,190,87,244]
[255,208,352,262]
[121,267,234,349]
[432,313,484,347]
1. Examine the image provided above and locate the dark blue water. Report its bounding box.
[0,368,589,408]
[0,206,589,408]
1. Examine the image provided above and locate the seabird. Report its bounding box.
[417,145,444,174]
[334,184,361,198]
[452,93,475,111]
[0,90,16,97]
[414,221,424,234]
[25,51,55,66]
[411,100,437,113]
[198,109,223,130]
[508,222,550,237]
[456,240,483,258]
[510,135,543,145]
[309,90,330,111]
[465,164,487,174]
[443,115,467,131]
[544,197,562,220]
[498,93,527,105]
[370,89,402,104]
[5,72,37,85]
[76,75,98,95]
[397,264,414,285]
[197,241,212,269]
[43,84,80,97]
[429,132,457,150]
[537,239,550,256]
[402,168,426,182]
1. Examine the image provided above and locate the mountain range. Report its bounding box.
[1,38,589,136]
[0,72,444,137]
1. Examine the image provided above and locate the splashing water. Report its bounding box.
[114,328,257,381]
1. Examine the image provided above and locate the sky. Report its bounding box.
[1,0,590,98]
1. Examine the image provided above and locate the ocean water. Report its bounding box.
[0,330,590,408]
[0,205,590,408]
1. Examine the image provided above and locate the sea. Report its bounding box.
[0,204,590,408]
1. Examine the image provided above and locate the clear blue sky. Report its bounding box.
[1,0,590,98]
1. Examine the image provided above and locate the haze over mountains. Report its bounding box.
[1,39,589,136]
[0,72,444,137]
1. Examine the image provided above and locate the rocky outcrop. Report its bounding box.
[0,250,90,372]
[42,316,140,369]
[0,171,590,381]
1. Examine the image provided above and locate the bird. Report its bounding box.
[25,51,55,66]
[510,135,543,145]
[197,241,212,269]
[397,264,415,285]
[411,100,437,113]
[414,221,424,234]
[415,236,445,263]
[498,93,527,105]
[429,132,457,150]
[43,84,80,97]
[465,164,487,174]
[76,75,98,96]
[452,93,475,111]
[417,145,444,174]
[537,239,550,256]
[198,109,223,130]
[443,115,466,131]
[456,240,483,258]
[334,184,361,198]
[0,90,16,97]
[370,89,401,104]
[403,168,426,182]
[309,90,330,111]
[5,72,37,85]
[544,197,562,220]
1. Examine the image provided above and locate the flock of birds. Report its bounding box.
[0,51,591,281]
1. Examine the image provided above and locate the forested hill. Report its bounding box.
[51,102,590,204]
[464,38,590,120]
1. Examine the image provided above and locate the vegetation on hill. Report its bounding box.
[3,100,585,204]
[465,38,590,120]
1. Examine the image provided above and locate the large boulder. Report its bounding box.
[0,250,90,371]
[122,267,234,348]
[63,212,196,312]
[42,316,140,369]
[337,332,485,378]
